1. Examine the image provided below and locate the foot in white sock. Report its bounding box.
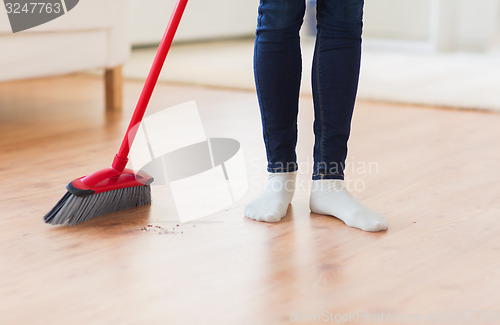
[245,172,297,223]
[310,180,388,232]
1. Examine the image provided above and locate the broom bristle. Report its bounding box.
[44,185,151,226]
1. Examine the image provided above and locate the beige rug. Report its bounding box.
[123,38,500,112]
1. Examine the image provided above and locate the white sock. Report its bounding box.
[310,180,388,232]
[245,172,297,223]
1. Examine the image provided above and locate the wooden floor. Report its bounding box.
[1,75,500,325]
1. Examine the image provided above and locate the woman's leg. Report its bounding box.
[312,0,363,179]
[245,0,305,222]
[309,0,388,231]
[255,0,306,173]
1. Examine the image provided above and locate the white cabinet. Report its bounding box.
[129,0,259,45]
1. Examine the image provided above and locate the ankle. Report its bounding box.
[311,179,345,193]
[265,171,297,193]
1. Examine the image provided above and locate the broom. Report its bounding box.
[44,0,189,225]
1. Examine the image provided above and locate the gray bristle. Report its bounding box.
[44,186,151,226]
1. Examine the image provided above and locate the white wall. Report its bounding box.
[364,0,432,42]
[129,0,258,45]
[363,0,500,52]
[129,0,500,52]
[454,0,499,50]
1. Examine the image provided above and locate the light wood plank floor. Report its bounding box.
[1,75,499,325]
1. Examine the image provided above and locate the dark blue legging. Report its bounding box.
[254,0,364,180]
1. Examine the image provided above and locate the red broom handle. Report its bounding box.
[112,0,189,173]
